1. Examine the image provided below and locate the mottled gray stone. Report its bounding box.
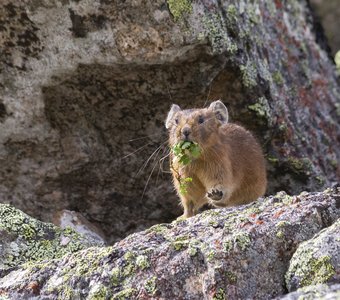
[0,203,103,278]
[278,284,340,300]
[0,188,339,299]
[286,218,340,291]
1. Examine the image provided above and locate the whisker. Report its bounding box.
[122,141,155,159]
[203,83,212,108]
[140,147,163,201]
[156,144,168,184]
[135,140,168,177]
[159,148,171,174]
[128,133,162,142]
[167,85,173,102]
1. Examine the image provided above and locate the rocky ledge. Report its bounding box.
[0,186,339,299]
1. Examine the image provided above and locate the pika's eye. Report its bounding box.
[175,118,179,125]
[198,115,204,124]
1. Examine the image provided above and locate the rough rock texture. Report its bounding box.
[278,284,340,300]
[0,188,339,299]
[0,203,103,278]
[310,0,340,55]
[286,218,340,291]
[53,209,106,245]
[0,0,339,243]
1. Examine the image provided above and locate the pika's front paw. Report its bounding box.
[206,189,223,201]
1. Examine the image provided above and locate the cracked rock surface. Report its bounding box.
[0,187,339,299]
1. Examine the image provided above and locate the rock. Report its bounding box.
[310,0,340,55]
[285,218,340,291]
[53,209,106,245]
[0,0,339,243]
[0,203,103,278]
[277,283,340,300]
[0,188,339,299]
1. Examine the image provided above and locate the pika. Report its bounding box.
[165,100,267,218]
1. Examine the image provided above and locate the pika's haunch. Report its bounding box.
[166,100,267,218]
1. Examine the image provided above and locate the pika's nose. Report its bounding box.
[181,126,191,140]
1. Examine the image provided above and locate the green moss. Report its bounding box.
[226,271,237,283]
[112,288,137,300]
[273,71,284,85]
[146,223,169,234]
[245,206,262,215]
[89,285,110,300]
[276,230,284,239]
[315,176,325,186]
[213,288,226,300]
[0,204,96,270]
[226,4,237,23]
[209,220,219,227]
[274,191,294,205]
[171,236,189,251]
[276,221,291,228]
[227,41,238,54]
[240,63,258,88]
[279,122,288,132]
[136,255,150,270]
[267,156,279,164]
[145,276,157,295]
[330,159,338,169]
[167,0,192,21]
[111,267,121,286]
[62,286,75,300]
[202,13,232,54]
[247,4,260,24]
[187,245,198,256]
[248,97,271,120]
[206,250,215,262]
[288,157,312,174]
[287,252,336,288]
[122,251,137,277]
[301,256,335,286]
[234,232,251,251]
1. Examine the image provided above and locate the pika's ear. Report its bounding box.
[165,104,181,129]
[209,100,228,123]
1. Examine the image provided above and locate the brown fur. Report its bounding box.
[166,102,267,218]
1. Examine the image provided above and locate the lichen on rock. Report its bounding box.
[0,204,103,274]
[286,218,340,291]
[278,283,340,300]
[0,187,339,299]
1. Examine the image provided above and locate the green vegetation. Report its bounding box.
[289,254,336,287]
[213,288,226,300]
[145,276,157,295]
[167,0,192,21]
[172,141,201,165]
[136,255,150,270]
[240,63,258,88]
[248,96,271,120]
[272,71,284,85]
[112,288,136,300]
[172,141,201,194]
